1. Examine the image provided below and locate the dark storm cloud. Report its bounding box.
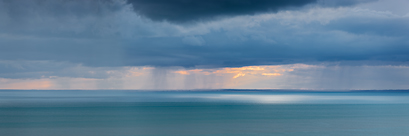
[127,0,377,23]
[128,0,317,23]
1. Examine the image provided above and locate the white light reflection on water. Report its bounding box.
[173,94,399,104]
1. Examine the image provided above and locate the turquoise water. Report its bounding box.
[1,90,409,136]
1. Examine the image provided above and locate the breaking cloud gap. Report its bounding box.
[3,64,409,90]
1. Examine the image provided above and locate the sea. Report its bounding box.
[1,90,409,136]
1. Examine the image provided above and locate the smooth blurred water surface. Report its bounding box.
[1,90,409,136]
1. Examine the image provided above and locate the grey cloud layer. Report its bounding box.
[0,0,409,79]
[0,0,128,38]
[0,61,131,79]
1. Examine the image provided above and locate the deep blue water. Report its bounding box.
[1,90,409,136]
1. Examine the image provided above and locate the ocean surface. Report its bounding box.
[1,90,409,136]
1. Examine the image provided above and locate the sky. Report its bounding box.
[0,0,409,90]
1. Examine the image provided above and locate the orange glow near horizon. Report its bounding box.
[173,65,305,79]
[233,73,246,78]
[262,73,282,76]
[174,71,190,75]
